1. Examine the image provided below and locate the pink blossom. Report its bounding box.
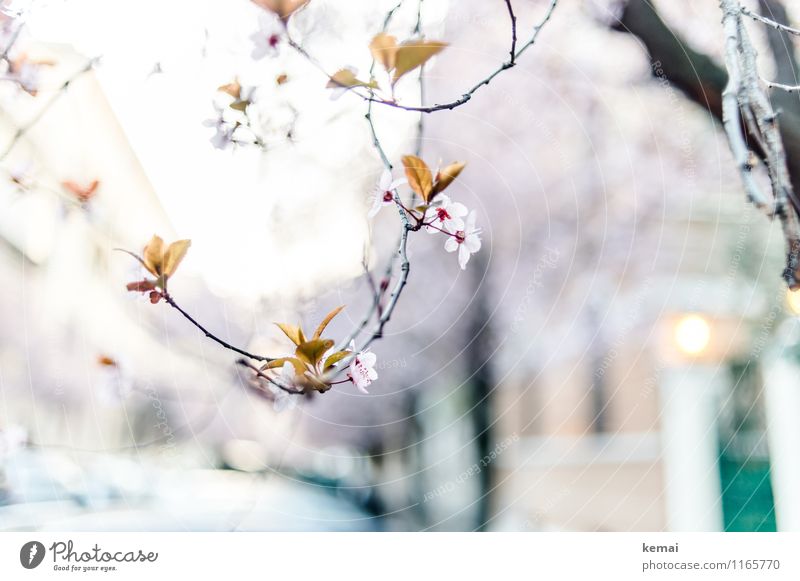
[347,341,377,393]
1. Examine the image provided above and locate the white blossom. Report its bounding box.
[444,210,481,269]
[203,103,238,150]
[425,194,467,234]
[368,169,406,218]
[250,13,283,60]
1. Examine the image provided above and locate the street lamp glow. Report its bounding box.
[674,314,711,356]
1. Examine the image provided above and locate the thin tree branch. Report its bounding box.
[741,5,800,36]
[362,208,411,349]
[363,0,557,114]
[755,0,800,120]
[504,0,518,65]
[363,259,385,319]
[338,251,396,350]
[365,107,392,168]
[162,293,273,362]
[764,78,800,92]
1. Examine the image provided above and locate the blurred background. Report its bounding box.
[2,0,800,532]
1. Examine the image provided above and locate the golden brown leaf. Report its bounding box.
[312,305,345,340]
[217,80,241,99]
[432,162,466,197]
[275,323,306,346]
[143,235,165,276]
[323,350,351,371]
[265,356,307,375]
[392,40,447,83]
[162,239,191,278]
[402,155,433,202]
[326,68,377,90]
[295,338,334,366]
[369,33,398,72]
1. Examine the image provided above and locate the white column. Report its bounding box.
[762,355,800,531]
[659,366,725,531]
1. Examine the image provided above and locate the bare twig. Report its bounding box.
[162,293,273,362]
[338,251,396,350]
[384,0,405,29]
[763,78,800,93]
[363,259,385,319]
[365,107,393,169]
[363,0,557,113]
[503,0,518,65]
[741,5,800,36]
[362,204,412,350]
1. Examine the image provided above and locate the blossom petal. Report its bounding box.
[444,217,465,232]
[368,193,383,218]
[465,210,478,230]
[281,361,295,379]
[273,394,296,412]
[458,245,471,269]
[361,352,377,367]
[449,202,468,217]
[464,234,482,253]
[444,237,459,252]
